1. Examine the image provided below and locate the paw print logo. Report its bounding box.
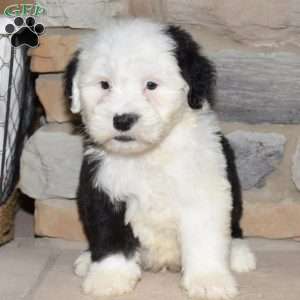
[5,16,45,48]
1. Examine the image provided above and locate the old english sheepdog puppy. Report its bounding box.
[64,18,256,299]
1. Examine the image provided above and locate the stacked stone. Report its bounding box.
[20,34,86,240]
[20,0,300,241]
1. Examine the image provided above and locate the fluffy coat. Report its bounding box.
[64,18,256,299]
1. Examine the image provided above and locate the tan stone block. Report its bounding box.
[34,199,85,241]
[242,201,300,239]
[129,0,164,20]
[29,35,79,73]
[35,197,300,241]
[36,74,73,123]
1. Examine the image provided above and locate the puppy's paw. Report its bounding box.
[231,239,256,273]
[182,271,238,300]
[74,251,91,277]
[82,254,141,296]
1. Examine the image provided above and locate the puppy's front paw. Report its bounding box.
[182,271,238,300]
[74,251,91,277]
[82,254,141,296]
[231,239,256,273]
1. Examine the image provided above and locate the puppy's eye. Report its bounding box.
[146,81,158,90]
[100,81,110,89]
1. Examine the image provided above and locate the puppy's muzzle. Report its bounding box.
[113,113,140,131]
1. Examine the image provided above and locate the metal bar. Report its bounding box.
[0,45,15,202]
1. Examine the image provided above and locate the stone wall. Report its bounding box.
[20,0,300,240]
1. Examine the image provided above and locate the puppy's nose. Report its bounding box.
[113,113,139,131]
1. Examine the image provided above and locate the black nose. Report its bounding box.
[113,113,139,131]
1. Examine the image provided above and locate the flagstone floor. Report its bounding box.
[0,209,299,300]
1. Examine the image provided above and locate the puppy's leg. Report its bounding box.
[220,135,256,273]
[75,156,141,296]
[230,239,256,273]
[74,250,91,277]
[180,190,238,300]
[83,252,141,296]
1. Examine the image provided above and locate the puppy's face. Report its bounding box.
[65,19,215,155]
[77,29,187,155]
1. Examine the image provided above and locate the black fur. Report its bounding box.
[78,154,139,261]
[64,49,80,107]
[219,134,243,239]
[165,25,216,109]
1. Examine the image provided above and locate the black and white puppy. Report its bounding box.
[64,18,256,299]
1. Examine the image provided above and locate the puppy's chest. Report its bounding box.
[98,151,182,222]
[99,152,177,200]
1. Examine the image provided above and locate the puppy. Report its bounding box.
[64,18,256,299]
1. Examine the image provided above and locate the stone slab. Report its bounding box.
[0,238,56,300]
[214,51,300,124]
[20,123,83,199]
[227,131,286,190]
[221,122,300,204]
[2,238,300,300]
[28,238,300,300]
[36,74,73,123]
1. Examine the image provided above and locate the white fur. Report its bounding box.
[70,71,81,113]
[231,239,256,273]
[94,107,239,298]
[182,271,238,299]
[82,253,141,296]
[74,251,91,277]
[73,18,255,299]
[73,18,188,155]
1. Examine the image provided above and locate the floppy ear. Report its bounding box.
[64,50,81,113]
[165,26,216,109]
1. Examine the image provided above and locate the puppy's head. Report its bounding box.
[64,19,215,155]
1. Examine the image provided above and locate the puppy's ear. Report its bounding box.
[166,26,216,109]
[64,50,81,113]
